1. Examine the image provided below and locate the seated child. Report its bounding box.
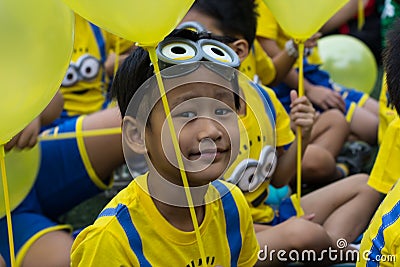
[357,20,400,266]
[70,33,260,266]
[255,0,379,146]
[181,0,351,186]
[179,1,382,265]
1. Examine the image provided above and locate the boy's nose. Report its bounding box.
[197,118,223,141]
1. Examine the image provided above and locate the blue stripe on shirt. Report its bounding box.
[367,200,400,267]
[99,204,152,266]
[212,180,242,267]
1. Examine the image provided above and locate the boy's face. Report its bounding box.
[144,69,240,186]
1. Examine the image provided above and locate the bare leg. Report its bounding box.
[302,174,381,243]
[0,254,5,267]
[302,109,349,184]
[362,97,379,115]
[22,231,73,267]
[82,107,125,182]
[255,219,333,266]
[349,98,379,145]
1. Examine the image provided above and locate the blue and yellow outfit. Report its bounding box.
[368,73,399,195]
[225,78,299,224]
[357,180,400,267]
[71,174,259,266]
[368,117,400,195]
[255,0,369,122]
[0,14,132,267]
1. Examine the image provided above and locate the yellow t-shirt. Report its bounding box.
[255,0,322,66]
[225,80,295,223]
[61,13,133,117]
[240,40,276,85]
[368,117,400,194]
[71,174,259,266]
[357,180,400,267]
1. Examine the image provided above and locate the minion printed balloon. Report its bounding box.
[60,14,133,120]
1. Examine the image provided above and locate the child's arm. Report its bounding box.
[4,91,63,151]
[268,33,321,87]
[270,90,315,188]
[257,36,346,112]
[320,0,369,34]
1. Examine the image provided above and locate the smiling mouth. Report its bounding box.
[188,148,228,161]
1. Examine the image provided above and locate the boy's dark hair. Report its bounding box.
[190,0,258,48]
[111,47,153,117]
[383,18,400,114]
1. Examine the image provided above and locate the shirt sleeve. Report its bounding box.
[260,86,295,147]
[71,224,136,267]
[368,118,400,194]
[104,31,134,54]
[256,0,279,40]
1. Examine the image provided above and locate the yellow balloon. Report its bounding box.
[63,0,195,47]
[0,145,40,218]
[262,0,349,40]
[318,34,377,94]
[0,0,74,145]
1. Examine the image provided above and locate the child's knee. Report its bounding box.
[324,109,348,129]
[285,219,331,251]
[302,146,336,177]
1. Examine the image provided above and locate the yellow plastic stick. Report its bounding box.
[1,145,16,267]
[358,0,365,30]
[296,41,305,217]
[39,127,121,141]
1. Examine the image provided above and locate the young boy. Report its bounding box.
[180,0,381,265]
[357,19,400,267]
[70,35,260,266]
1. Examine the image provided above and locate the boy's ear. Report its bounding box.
[122,116,146,154]
[231,39,249,62]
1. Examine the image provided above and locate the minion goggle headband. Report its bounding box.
[127,29,242,117]
[156,28,240,71]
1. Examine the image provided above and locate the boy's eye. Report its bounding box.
[178,111,197,118]
[215,108,232,115]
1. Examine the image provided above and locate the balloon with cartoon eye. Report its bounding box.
[227,159,258,192]
[62,64,79,87]
[255,145,277,180]
[78,55,100,80]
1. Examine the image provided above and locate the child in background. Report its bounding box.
[71,32,260,266]
[0,14,134,267]
[181,1,381,265]
[357,20,400,266]
[181,0,351,186]
[255,0,379,147]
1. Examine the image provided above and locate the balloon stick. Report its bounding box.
[1,145,16,267]
[295,40,305,217]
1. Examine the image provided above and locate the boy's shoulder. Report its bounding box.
[210,179,249,208]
